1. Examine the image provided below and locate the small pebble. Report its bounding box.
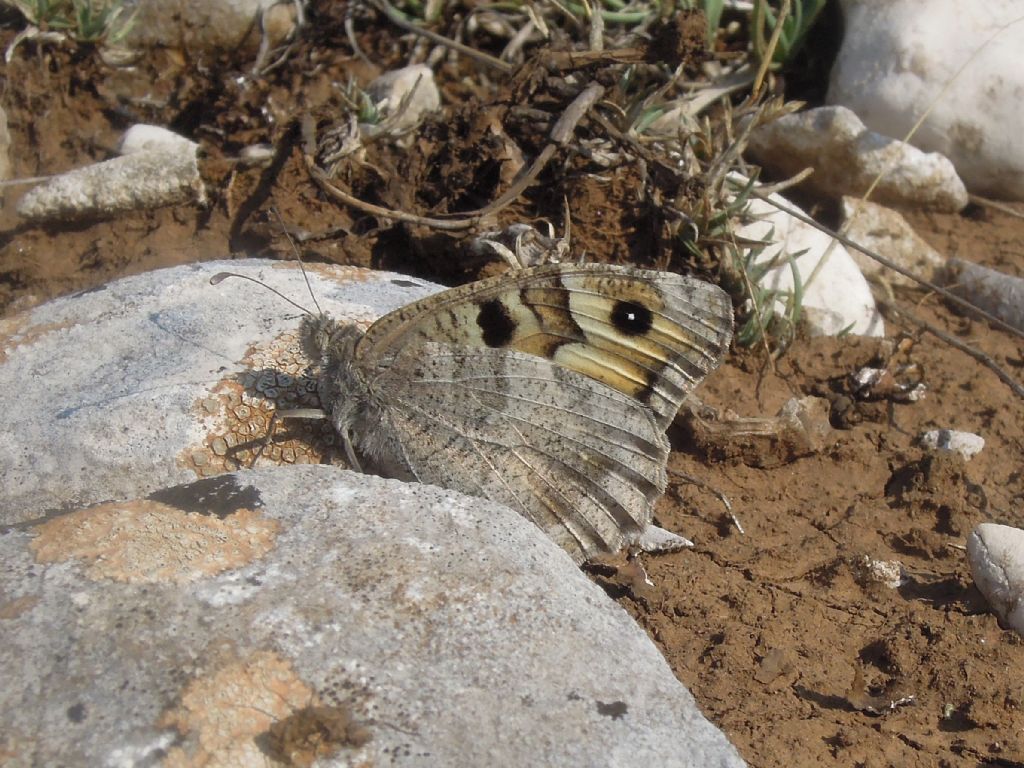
[637,525,694,555]
[919,429,984,460]
[853,555,904,589]
[118,124,198,157]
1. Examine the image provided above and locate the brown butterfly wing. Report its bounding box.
[358,263,732,429]
[357,343,669,564]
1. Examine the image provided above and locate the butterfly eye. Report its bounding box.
[610,300,654,336]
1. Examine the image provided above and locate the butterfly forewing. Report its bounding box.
[357,264,732,428]
[368,344,670,564]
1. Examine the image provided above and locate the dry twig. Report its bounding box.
[306,84,606,232]
[874,295,1024,400]
[368,0,512,73]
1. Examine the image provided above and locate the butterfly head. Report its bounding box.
[299,313,363,365]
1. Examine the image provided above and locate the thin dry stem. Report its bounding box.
[968,194,1024,220]
[368,0,512,73]
[744,185,1024,342]
[307,83,605,231]
[751,0,789,98]
[875,294,1024,400]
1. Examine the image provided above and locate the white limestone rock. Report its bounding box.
[967,523,1024,635]
[17,147,206,222]
[920,429,985,460]
[828,0,1024,200]
[117,124,199,157]
[840,197,945,286]
[853,555,905,589]
[0,467,747,767]
[746,106,968,211]
[736,188,884,337]
[362,64,442,140]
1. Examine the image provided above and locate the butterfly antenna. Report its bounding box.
[271,206,324,317]
[209,271,314,316]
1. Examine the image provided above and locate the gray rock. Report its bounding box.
[0,259,440,523]
[944,258,1024,334]
[919,429,985,460]
[746,106,968,211]
[967,523,1024,636]
[117,124,199,157]
[16,148,206,222]
[0,467,746,767]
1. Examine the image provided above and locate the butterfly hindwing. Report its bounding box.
[363,343,669,564]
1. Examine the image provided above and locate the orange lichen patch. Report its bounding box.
[269,260,373,284]
[181,328,339,478]
[29,500,279,584]
[262,703,373,768]
[161,651,321,768]
[0,594,38,620]
[0,315,75,364]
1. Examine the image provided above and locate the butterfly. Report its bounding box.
[299,262,733,564]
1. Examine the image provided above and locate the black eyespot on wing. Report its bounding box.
[610,300,653,336]
[476,298,518,347]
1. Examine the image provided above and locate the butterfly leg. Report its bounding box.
[265,407,329,468]
[341,428,363,473]
[274,407,364,472]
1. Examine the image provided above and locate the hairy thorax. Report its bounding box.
[299,314,412,479]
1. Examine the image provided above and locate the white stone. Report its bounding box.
[0,467,747,766]
[967,523,1024,635]
[854,556,905,589]
[362,64,442,139]
[746,106,968,211]
[920,429,985,460]
[637,525,694,554]
[944,258,1024,334]
[118,124,199,157]
[736,187,884,337]
[828,0,1024,200]
[238,142,275,166]
[16,149,205,222]
[840,197,945,286]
